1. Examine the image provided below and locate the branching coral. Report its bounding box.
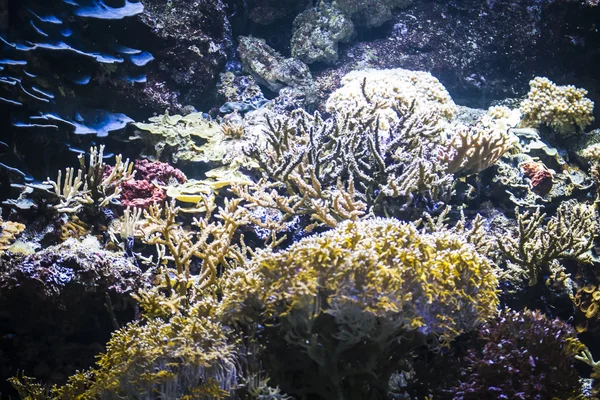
[241,83,455,232]
[220,217,499,399]
[45,145,134,213]
[520,76,595,136]
[498,200,596,285]
[135,197,249,317]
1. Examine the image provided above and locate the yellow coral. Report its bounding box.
[0,217,25,252]
[12,301,237,399]
[520,77,594,136]
[221,217,499,344]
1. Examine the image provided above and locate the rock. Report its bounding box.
[0,238,148,396]
[313,0,600,115]
[291,3,354,64]
[333,0,414,28]
[237,36,316,105]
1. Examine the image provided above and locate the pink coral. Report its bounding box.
[521,161,553,194]
[120,180,166,209]
[134,159,186,185]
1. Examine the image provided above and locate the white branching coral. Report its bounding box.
[520,76,595,136]
[498,200,596,286]
[45,145,134,213]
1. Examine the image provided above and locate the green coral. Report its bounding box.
[219,217,499,399]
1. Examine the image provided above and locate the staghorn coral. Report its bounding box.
[498,200,596,286]
[135,198,249,316]
[240,85,454,233]
[45,145,134,214]
[241,76,512,233]
[520,76,595,136]
[219,217,499,399]
[446,309,586,400]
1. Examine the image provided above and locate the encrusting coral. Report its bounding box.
[520,76,595,136]
[219,217,499,399]
[0,216,25,252]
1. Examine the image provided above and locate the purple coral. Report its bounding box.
[447,309,583,400]
[133,159,187,185]
[120,179,166,209]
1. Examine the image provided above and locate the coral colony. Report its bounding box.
[2,0,600,399]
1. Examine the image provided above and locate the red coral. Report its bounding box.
[119,180,166,209]
[134,159,186,185]
[521,162,553,194]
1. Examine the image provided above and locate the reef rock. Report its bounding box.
[314,0,600,115]
[291,3,354,64]
[0,237,147,396]
[237,36,315,104]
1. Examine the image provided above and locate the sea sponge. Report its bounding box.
[520,76,594,136]
[325,68,457,130]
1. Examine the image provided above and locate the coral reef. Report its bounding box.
[520,77,595,136]
[5,1,600,397]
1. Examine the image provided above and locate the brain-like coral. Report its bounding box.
[326,68,457,130]
[520,76,595,136]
